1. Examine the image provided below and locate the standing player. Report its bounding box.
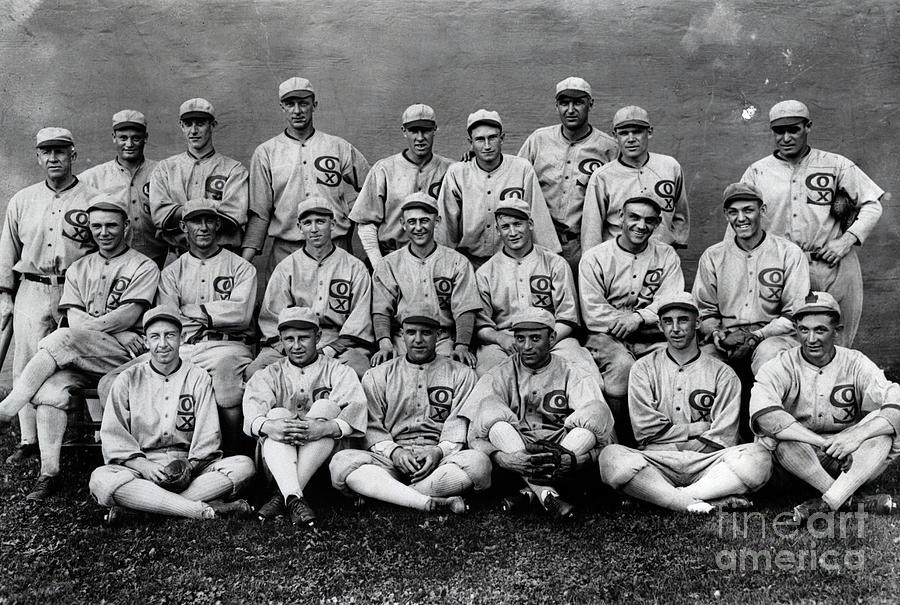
[329,305,491,513]
[750,292,900,523]
[740,100,887,347]
[89,307,255,521]
[248,197,373,379]
[0,194,159,501]
[371,193,481,368]
[0,127,99,464]
[150,98,249,253]
[242,77,369,267]
[581,106,689,252]
[518,77,617,268]
[436,109,561,268]
[243,307,367,526]
[599,293,772,513]
[350,104,453,268]
[79,110,168,267]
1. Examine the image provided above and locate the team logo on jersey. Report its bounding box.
[636,268,664,308]
[499,187,525,200]
[204,175,226,201]
[576,158,604,189]
[63,209,94,248]
[689,389,716,422]
[315,156,342,187]
[142,182,150,198]
[830,385,859,424]
[176,395,195,432]
[427,182,442,199]
[427,386,454,422]
[539,390,569,428]
[758,268,785,303]
[805,173,836,206]
[654,180,677,212]
[106,277,131,310]
[312,387,332,401]
[433,277,453,311]
[328,279,352,314]
[529,275,554,312]
[213,276,234,300]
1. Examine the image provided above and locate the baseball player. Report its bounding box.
[740,100,887,347]
[518,76,618,269]
[749,291,900,523]
[350,104,453,268]
[693,183,810,375]
[247,197,373,379]
[371,192,482,368]
[89,307,255,521]
[243,306,367,526]
[460,308,615,519]
[0,127,99,465]
[435,109,561,268]
[329,305,491,513]
[598,293,772,513]
[581,105,689,253]
[149,98,249,253]
[578,196,685,443]
[79,110,168,267]
[242,77,369,268]
[474,197,597,379]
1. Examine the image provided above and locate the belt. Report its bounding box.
[23,272,66,285]
[194,332,253,345]
[557,230,579,244]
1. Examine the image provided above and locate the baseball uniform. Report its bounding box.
[581,153,689,252]
[518,125,617,264]
[435,154,562,266]
[741,149,884,346]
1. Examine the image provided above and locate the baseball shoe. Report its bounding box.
[26,474,59,502]
[541,492,575,520]
[104,505,125,527]
[791,497,832,524]
[710,495,754,511]
[207,499,253,519]
[286,494,317,527]
[686,501,715,514]
[257,491,286,522]
[427,496,467,515]
[851,493,897,515]
[5,443,38,464]
[501,489,535,513]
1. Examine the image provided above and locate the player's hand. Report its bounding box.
[586,345,603,364]
[371,340,395,367]
[493,450,556,479]
[688,421,711,438]
[609,313,642,339]
[391,447,421,476]
[819,233,857,267]
[134,459,167,483]
[295,418,337,442]
[497,333,518,355]
[261,416,304,444]
[452,344,477,368]
[112,331,147,358]
[712,330,728,353]
[822,429,865,461]
[410,446,443,483]
[0,292,14,331]
[459,149,475,162]
[319,345,337,359]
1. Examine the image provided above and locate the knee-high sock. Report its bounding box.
[346,464,430,510]
[822,436,893,510]
[35,406,67,476]
[680,460,750,502]
[777,441,835,494]
[0,350,58,419]
[262,438,303,499]
[620,465,699,511]
[179,471,237,503]
[112,478,209,519]
[294,437,335,492]
[17,406,37,445]
[412,463,473,497]
[488,422,527,452]
[560,427,596,456]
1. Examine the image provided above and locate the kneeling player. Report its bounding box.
[89,307,255,521]
[598,293,772,513]
[330,305,491,513]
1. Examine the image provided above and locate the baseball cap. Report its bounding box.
[555,76,592,99]
[112,110,147,131]
[179,98,215,120]
[466,109,503,133]
[143,305,183,331]
[400,192,439,214]
[402,104,436,129]
[279,77,315,101]
[612,106,651,130]
[722,182,764,207]
[297,197,336,221]
[87,193,129,217]
[182,198,220,221]
[656,292,699,316]
[511,307,556,331]
[794,291,841,320]
[35,127,74,148]
[769,100,810,127]
[623,196,662,214]
[401,303,441,328]
[495,198,531,220]
[278,306,320,331]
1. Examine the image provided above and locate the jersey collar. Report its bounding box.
[617,154,650,169]
[284,128,316,143]
[186,149,216,161]
[149,357,183,377]
[44,176,79,194]
[665,348,701,367]
[773,145,812,162]
[559,124,593,143]
[302,242,337,262]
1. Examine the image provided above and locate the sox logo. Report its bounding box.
[142,182,152,215]
[653,180,677,212]
[427,181,442,199]
[205,175,226,201]
[427,386,453,422]
[106,277,131,310]
[805,173,836,206]
[213,276,234,301]
[539,389,569,429]
[636,268,664,307]
[315,156,342,187]
[576,158,603,190]
[176,395,196,432]
[63,209,94,248]
[500,187,525,200]
[312,387,332,401]
[689,389,715,422]
[830,385,859,424]
[433,277,453,311]
[529,275,554,312]
[329,279,352,314]
[758,268,785,303]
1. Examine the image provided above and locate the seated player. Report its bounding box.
[0,193,159,501]
[329,305,491,513]
[247,197,372,379]
[474,198,596,379]
[598,292,772,513]
[693,182,809,375]
[371,192,481,368]
[460,308,615,519]
[243,307,367,526]
[88,306,255,521]
[750,291,900,524]
[578,196,684,441]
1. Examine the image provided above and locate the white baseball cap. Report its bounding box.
[179,98,215,120]
[402,104,436,128]
[400,192,439,215]
[278,306,320,331]
[555,76,592,99]
[794,291,841,319]
[35,127,74,148]
[466,109,502,133]
[495,198,531,220]
[656,292,699,316]
[769,100,810,127]
[613,105,651,130]
[279,77,315,101]
[511,307,556,331]
[112,110,147,131]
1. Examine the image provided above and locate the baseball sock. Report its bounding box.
[17,406,38,446]
[0,350,58,418]
[112,478,207,519]
[294,437,336,492]
[525,481,558,504]
[345,465,430,510]
[621,465,697,511]
[488,422,527,452]
[775,441,834,494]
[560,427,596,456]
[35,406,67,476]
[412,463,473,497]
[681,460,749,502]
[262,438,303,500]
[822,435,892,510]
[179,471,237,503]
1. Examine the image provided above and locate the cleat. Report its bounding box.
[541,492,575,519]
[104,505,125,527]
[855,494,897,515]
[26,474,59,502]
[501,489,535,513]
[427,496,467,515]
[791,497,831,525]
[207,498,253,518]
[6,443,39,465]
[286,495,317,527]
[257,491,286,522]
[710,495,754,511]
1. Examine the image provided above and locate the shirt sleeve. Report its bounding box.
[348,163,386,225]
[668,164,690,247]
[242,369,278,438]
[202,261,257,331]
[525,169,562,254]
[439,366,479,445]
[217,163,250,232]
[691,250,723,337]
[149,162,180,232]
[58,263,86,311]
[246,145,275,249]
[756,243,810,339]
[837,161,884,245]
[580,171,605,254]
[636,247,685,325]
[371,261,400,318]
[450,256,483,319]
[578,252,628,334]
[749,357,801,436]
[0,197,23,293]
[339,261,374,345]
[628,361,689,446]
[435,169,462,248]
[117,258,160,307]
[329,364,369,437]
[100,372,146,465]
[257,262,292,345]
[551,255,581,327]
[360,369,396,453]
[342,145,370,212]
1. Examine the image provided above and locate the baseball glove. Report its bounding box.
[720,329,760,361]
[831,192,859,233]
[155,459,193,493]
[526,439,578,481]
